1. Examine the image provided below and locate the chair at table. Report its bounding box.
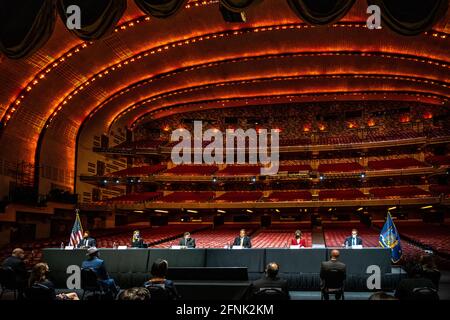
[321,269,345,300]
[411,287,439,301]
[25,283,54,301]
[250,287,289,301]
[81,268,104,300]
[0,267,19,300]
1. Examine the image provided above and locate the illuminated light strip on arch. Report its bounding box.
[98,72,448,128]
[3,15,449,128]
[40,21,450,130]
[0,0,218,126]
[78,50,450,130]
[129,91,449,130]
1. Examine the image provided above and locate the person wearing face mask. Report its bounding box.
[179,232,196,248]
[131,230,146,248]
[344,229,363,247]
[290,230,306,247]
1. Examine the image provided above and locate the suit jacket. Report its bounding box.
[320,260,346,289]
[131,238,144,248]
[2,256,28,285]
[251,276,289,297]
[343,236,363,247]
[82,257,110,281]
[179,238,196,248]
[290,238,306,247]
[77,237,96,248]
[233,236,252,248]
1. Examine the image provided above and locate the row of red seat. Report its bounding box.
[108,157,437,177]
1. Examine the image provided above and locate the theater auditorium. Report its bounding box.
[0,0,449,303]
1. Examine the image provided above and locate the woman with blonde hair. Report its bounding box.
[131,230,145,248]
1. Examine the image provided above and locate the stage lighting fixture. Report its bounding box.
[217,209,226,213]
[219,4,246,23]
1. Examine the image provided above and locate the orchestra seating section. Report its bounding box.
[369,186,431,199]
[318,189,367,201]
[251,226,312,248]
[368,158,427,170]
[155,192,215,203]
[214,191,263,203]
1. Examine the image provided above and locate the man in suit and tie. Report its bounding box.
[77,230,96,248]
[343,229,363,247]
[320,249,346,300]
[233,229,252,248]
[179,232,196,248]
[82,247,119,295]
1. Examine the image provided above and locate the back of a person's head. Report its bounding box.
[151,259,168,278]
[266,262,279,279]
[330,249,340,260]
[369,291,397,300]
[29,263,48,287]
[420,254,437,270]
[118,287,150,301]
[12,248,24,257]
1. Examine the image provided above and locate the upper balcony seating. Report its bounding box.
[319,189,367,200]
[429,185,450,196]
[163,164,219,176]
[214,191,263,202]
[278,164,312,172]
[279,138,312,146]
[317,135,360,145]
[156,191,215,203]
[108,165,166,177]
[113,139,164,150]
[318,162,364,173]
[267,191,312,202]
[216,165,261,176]
[426,155,450,166]
[104,192,163,203]
[368,158,427,170]
[369,186,431,198]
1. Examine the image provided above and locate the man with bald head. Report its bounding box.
[2,248,28,298]
[250,262,290,300]
[320,249,346,300]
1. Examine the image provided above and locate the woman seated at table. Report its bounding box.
[131,230,146,248]
[290,230,306,247]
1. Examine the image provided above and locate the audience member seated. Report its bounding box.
[320,249,346,300]
[250,262,290,301]
[77,231,96,249]
[420,254,441,289]
[2,248,28,298]
[144,259,179,300]
[27,263,78,300]
[117,287,151,301]
[368,291,397,300]
[395,263,439,301]
[82,247,119,296]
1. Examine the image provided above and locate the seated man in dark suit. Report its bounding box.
[343,228,363,247]
[81,247,119,295]
[250,262,289,300]
[395,263,439,300]
[232,229,252,248]
[2,248,28,298]
[77,230,96,249]
[320,249,346,300]
[179,232,196,248]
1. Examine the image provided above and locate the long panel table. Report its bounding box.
[43,247,397,292]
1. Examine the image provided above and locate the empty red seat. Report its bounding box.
[318,162,364,173]
[370,186,431,198]
[267,191,312,202]
[368,158,426,170]
[319,189,366,200]
[216,165,261,176]
[164,164,219,175]
[156,192,215,203]
[215,191,263,202]
[426,155,450,166]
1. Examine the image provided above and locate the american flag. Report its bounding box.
[69,209,83,247]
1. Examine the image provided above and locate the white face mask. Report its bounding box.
[352,234,357,238]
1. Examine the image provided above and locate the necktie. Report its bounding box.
[352,238,355,246]
[240,238,243,247]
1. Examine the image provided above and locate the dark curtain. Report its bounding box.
[58,0,127,40]
[134,0,187,18]
[367,0,448,36]
[0,0,57,59]
[286,0,356,25]
[220,0,263,12]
